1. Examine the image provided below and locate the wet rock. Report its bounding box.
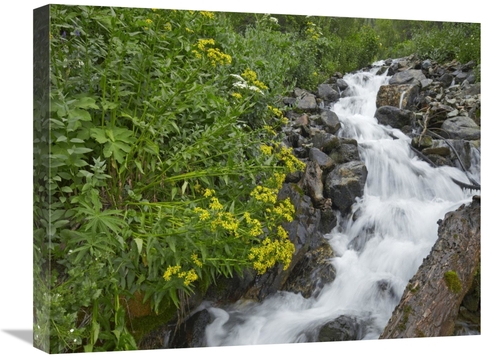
[319,110,341,134]
[283,238,336,299]
[309,148,335,173]
[311,132,340,154]
[324,161,368,213]
[317,315,366,342]
[317,83,340,103]
[166,309,213,348]
[299,160,326,207]
[389,69,427,86]
[319,206,336,234]
[374,106,415,131]
[296,90,318,112]
[422,146,451,157]
[328,138,360,164]
[441,116,480,140]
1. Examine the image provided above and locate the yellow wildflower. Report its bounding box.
[191,253,203,268]
[192,50,202,59]
[260,144,273,156]
[263,125,276,135]
[277,225,288,239]
[203,188,215,197]
[232,92,242,99]
[250,185,278,204]
[200,11,215,19]
[196,38,215,51]
[248,237,295,274]
[206,48,232,67]
[194,207,210,221]
[183,269,198,286]
[163,265,181,281]
[209,197,223,211]
[241,68,268,91]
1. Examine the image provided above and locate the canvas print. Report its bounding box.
[33,4,481,354]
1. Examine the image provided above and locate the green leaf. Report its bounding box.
[74,96,99,109]
[134,238,143,255]
[69,108,92,122]
[134,160,144,174]
[70,138,86,143]
[181,181,188,196]
[90,128,108,144]
[71,146,93,154]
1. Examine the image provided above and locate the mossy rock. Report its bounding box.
[444,270,462,294]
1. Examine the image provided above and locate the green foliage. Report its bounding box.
[412,22,480,65]
[35,6,304,353]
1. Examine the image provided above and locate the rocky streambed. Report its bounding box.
[138,55,481,348]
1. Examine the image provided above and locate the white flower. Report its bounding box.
[248,85,264,94]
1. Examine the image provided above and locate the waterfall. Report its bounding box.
[399,90,406,109]
[202,64,480,347]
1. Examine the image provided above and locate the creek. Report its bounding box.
[202,62,480,346]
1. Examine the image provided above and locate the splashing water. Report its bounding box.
[202,64,480,346]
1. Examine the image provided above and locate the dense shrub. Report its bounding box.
[35,6,303,353]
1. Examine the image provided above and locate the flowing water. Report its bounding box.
[202,62,480,346]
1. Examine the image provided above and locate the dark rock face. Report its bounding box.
[375,106,415,131]
[380,196,481,338]
[282,238,336,299]
[324,161,368,213]
[329,138,361,164]
[318,83,340,104]
[441,116,481,140]
[166,309,213,348]
[319,110,341,134]
[317,315,367,342]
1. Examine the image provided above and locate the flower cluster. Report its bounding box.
[248,237,295,274]
[269,197,295,223]
[206,47,232,67]
[193,207,210,221]
[306,21,321,41]
[267,105,289,125]
[275,144,306,172]
[241,68,268,91]
[163,265,199,286]
[250,185,278,204]
[211,211,239,236]
[194,38,232,67]
[243,212,264,238]
[260,144,273,156]
[200,11,215,19]
[191,253,203,268]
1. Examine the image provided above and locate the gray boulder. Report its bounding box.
[374,106,415,131]
[389,69,427,86]
[324,161,368,213]
[441,116,480,140]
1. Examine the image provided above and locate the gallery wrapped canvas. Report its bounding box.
[33,2,481,355]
